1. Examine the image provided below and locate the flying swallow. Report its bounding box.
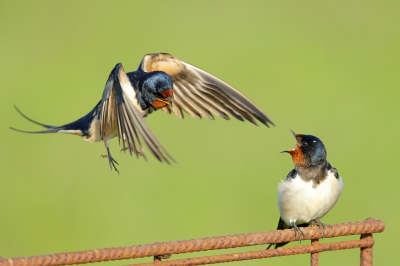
[11,53,274,173]
[267,130,343,249]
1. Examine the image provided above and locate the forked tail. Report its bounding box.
[10,104,99,136]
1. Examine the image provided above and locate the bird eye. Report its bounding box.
[302,141,308,146]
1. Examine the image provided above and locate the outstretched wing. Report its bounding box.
[99,63,175,164]
[139,53,274,127]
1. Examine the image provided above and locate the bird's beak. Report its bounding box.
[165,100,173,108]
[281,148,296,155]
[290,129,304,145]
[290,129,296,138]
[152,99,173,109]
[158,99,171,105]
[159,89,174,107]
[282,130,298,154]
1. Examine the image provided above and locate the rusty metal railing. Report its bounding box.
[0,218,384,266]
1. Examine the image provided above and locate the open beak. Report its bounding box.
[290,129,296,138]
[159,89,174,108]
[152,98,173,109]
[290,129,304,145]
[158,99,171,105]
[161,99,173,108]
[281,130,298,154]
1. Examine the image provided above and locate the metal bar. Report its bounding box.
[360,234,373,266]
[311,239,319,266]
[0,218,384,266]
[127,238,374,266]
[154,256,162,265]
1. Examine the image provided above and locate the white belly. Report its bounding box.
[277,171,344,226]
[83,116,117,144]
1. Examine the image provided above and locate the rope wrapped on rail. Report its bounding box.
[0,218,385,266]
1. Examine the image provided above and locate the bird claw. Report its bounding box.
[310,220,331,239]
[101,154,119,173]
[291,223,305,244]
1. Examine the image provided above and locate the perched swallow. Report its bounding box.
[267,130,343,249]
[11,53,274,173]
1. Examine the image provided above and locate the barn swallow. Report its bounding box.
[267,130,343,249]
[11,53,274,173]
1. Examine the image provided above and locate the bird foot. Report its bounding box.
[101,154,119,173]
[291,223,305,243]
[310,220,332,239]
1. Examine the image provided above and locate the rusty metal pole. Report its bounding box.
[129,238,375,266]
[0,219,384,266]
[153,256,161,265]
[360,234,373,266]
[311,239,319,266]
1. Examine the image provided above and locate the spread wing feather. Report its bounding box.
[99,63,175,164]
[140,53,274,127]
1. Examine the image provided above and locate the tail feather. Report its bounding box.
[10,103,100,137]
[13,105,56,129]
[9,126,67,134]
[10,105,71,134]
[266,218,286,249]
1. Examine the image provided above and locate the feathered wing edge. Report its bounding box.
[185,62,274,127]
[99,63,175,164]
[139,53,274,127]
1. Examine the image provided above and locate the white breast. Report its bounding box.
[277,170,344,226]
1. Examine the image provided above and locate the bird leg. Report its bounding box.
[101,146,119,173]
[290,221,305,243]
[310,220,332,239]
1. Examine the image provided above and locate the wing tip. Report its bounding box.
[168,156,177,165]
[262,119,275,128]
[164,158,177,166]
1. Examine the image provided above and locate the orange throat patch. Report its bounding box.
[288,146,306,166]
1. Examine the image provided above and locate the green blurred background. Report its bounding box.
[0,1,398,265]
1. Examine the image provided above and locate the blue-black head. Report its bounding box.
[281,130,327,167]
[137,71,174,110]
